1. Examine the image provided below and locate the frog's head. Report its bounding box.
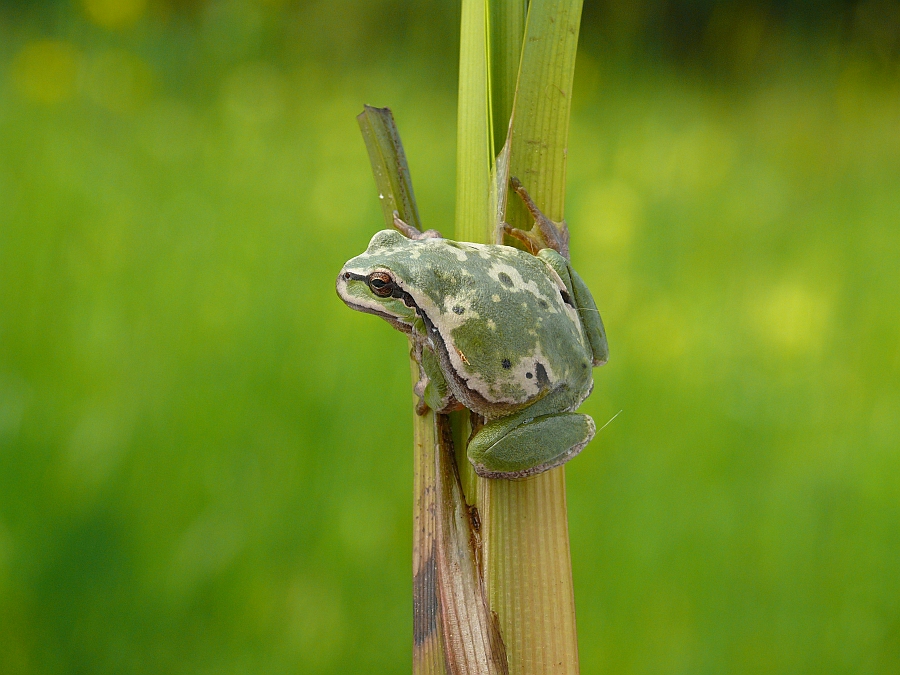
[336,230,421,333]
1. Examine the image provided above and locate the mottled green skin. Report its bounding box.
[336,229,608,479]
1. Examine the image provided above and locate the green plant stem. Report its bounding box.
[412,381,448,673]
[454,0,494,513]
[358,106,506,675]
[456,0,585,672]
[479,471,578,672]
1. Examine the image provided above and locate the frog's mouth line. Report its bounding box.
[336,270,420,335]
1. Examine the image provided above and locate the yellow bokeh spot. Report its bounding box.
[752,282,832,355]
[83,0,147,29]
[10,40,80,105]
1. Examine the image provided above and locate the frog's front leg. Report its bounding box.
[466,407,596,479]
[392,211,443,241]
[412,342,460,415]
[502,177,570,259]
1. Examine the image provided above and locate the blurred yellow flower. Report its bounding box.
[10,40,80,104]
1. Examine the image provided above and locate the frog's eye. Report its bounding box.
[367,271,396,297]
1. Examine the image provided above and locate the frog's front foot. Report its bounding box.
[412,375,430,416]
[502,177,570,259]
[467,411,595,479]
[393,211,443,241]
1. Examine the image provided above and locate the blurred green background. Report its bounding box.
[1,0,899,672]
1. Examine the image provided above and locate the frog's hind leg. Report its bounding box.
[538,249,609,366]
[467,410,596,480]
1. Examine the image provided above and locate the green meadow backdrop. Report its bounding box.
[1,0,899,672]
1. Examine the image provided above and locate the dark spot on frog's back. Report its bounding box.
[453,306,465,315]
[498,272,513,287]
[538,298,549,309]
[501,358,511,369]
[534,362,550,387]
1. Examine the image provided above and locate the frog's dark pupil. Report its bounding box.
[498,272,513,287]
[453,306,465,315]
[501,358,511,369]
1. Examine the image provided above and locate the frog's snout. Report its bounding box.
[335,268,352,304]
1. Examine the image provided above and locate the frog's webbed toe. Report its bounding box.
[467,412,595,479]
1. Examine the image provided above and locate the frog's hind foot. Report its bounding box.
[503,177,570,259]
[393,211,442,241]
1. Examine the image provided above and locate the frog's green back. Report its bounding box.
[339,232,598,414]
[354,236,595,411]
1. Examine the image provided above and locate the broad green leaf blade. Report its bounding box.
[506,0,583,226]
[454,0,495,511]
[357,105,423,231]
[489,0,526,158]
[455,0,493,245]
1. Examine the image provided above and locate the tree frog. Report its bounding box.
[336,182,608,479]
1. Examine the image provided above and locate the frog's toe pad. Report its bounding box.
[468,413,595,480]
